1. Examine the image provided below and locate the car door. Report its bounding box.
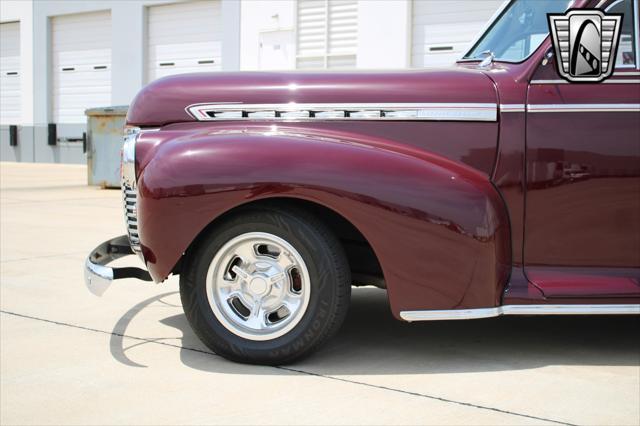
[524,0,640,298]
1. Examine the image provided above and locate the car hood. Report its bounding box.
[127,67,497,127]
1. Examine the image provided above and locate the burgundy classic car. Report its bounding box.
[85,0,640,365]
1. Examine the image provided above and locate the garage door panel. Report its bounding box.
[419,22,490,43]
[148,1,220,18]
[148,42,222,61]
[52,30,110,45]
[0,90,21,124]
[148,27,223,44]
[53,94,110,118]
[412,0,503,68]
[54,76,110,91]
[152,65,219,79]
[54,85,111,97]
[147,1,222,82]
[51,16,111,48]
[52,11,111,124]
[1,22,21,125]
[54,48,111,68]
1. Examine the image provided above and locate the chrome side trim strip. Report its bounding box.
[528,103,640,113]
[400,304,640,321]
[531,77,640,84]
[402,308,501,321]
[500,104,526,112]
[186,102,498,122]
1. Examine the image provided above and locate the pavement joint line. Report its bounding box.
[0,309,576,426]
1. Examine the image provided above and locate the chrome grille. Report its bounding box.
[122,183,141,252]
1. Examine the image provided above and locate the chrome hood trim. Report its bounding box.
[186,102,498,122]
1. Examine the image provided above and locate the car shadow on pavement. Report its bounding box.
[111,287,640,374]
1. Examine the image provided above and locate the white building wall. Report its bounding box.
[111,3,145,105]
[221,0,241,70]
[411,0,504,67]
[357,0,411,69]
[240,0,296,70]
[239,0,412,70]
[0,0,241,163]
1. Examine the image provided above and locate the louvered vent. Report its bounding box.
[296,0,357,69]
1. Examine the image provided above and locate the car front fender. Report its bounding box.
[136,125,510,317]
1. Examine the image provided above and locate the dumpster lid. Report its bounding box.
[85,105,129,116]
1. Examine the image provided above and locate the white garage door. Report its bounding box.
[412,0,503,68]
[51,11,112,124]
[1,22,21,125]
[147,1,222,82]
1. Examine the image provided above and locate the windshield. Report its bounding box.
[464,0,572,62]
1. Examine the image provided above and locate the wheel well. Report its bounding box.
[177,197,386,288]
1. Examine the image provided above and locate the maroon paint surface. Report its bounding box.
[126,68,497,127]
[135,125,511,316]
[525,52,640,298]
[127,0,640,316]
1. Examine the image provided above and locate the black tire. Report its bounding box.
[179,205,351,365]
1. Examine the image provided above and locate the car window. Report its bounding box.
[606,0,638,68]
[464,0,570,62]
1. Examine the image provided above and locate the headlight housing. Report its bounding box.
[121,126,139,188]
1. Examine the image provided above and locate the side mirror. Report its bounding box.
[478,50,495,68]
[542,48,554,66]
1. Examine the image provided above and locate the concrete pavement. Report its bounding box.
[1,162,639,425]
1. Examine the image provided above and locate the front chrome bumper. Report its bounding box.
[84,235,152,296]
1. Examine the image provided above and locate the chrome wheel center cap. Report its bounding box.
[207,232,311,341]
[248,276,268,296]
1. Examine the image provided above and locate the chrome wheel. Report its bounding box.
[205,232,311,341]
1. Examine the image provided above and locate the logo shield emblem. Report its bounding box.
[548,10,623,82]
